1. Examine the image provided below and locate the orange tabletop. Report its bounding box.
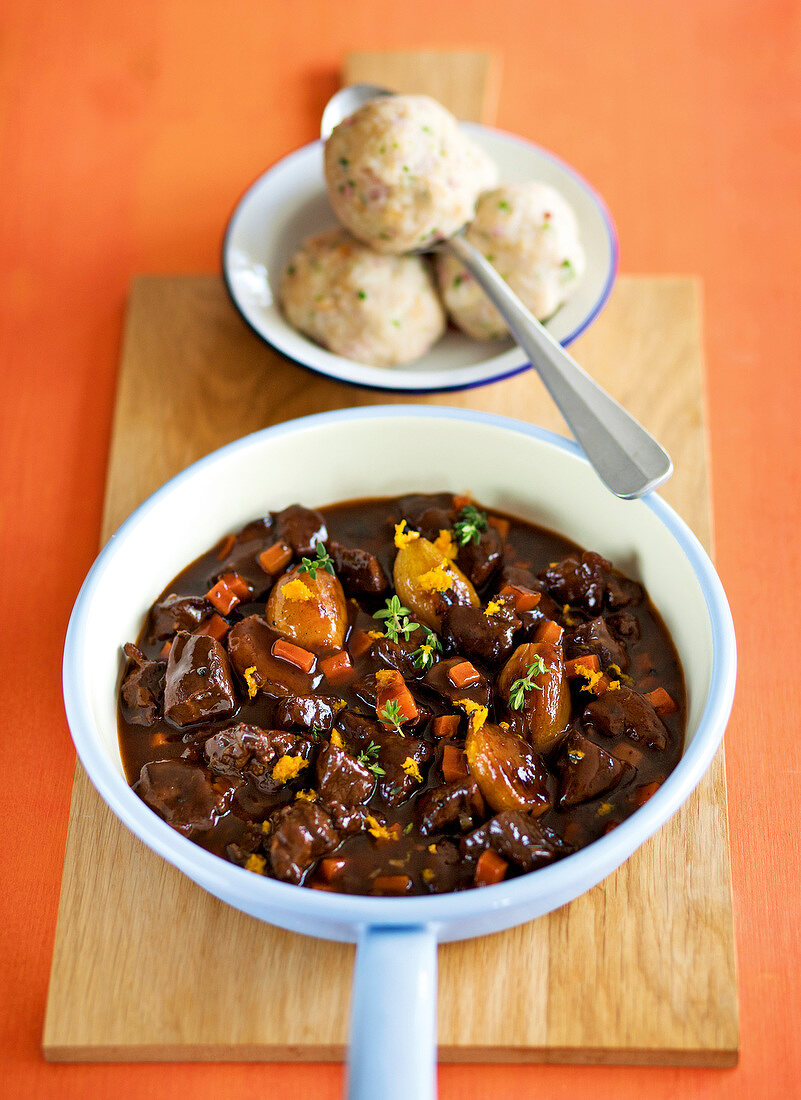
[2,2,799,1097]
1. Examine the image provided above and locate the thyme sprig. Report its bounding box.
[298,542,335,579]
[508,655,548,710]
[378,698,407,736]
[357,740,386,777]
[412,625,443,670]
[373,595,420,643]
[453,504,488,547]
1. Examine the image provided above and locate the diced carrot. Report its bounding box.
[158,640,172,660]
[643,687,678,716]
[372,874,412,895]
[633,780,662,808]
[215,533,236,561]
[376,669,418,725]
[193,613,230,641]
[258,540,292,575]
[431,714,460,739]
[487,515,511,539]
[320,650,354,684]
[447,660,481,689]
[222,572,251,600]
[565,654,601,678]
[442,744,469,784]
[474,849,508,887]
[317,857,348,883]
[452,494,472,511]
[499,582,542,613]
[348,628,374,659]
[205,578,239,615]
[534,619,564,645]
[272,638,315,674]
[310,882,336,892]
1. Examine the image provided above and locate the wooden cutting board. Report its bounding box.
[43,273,737,1065]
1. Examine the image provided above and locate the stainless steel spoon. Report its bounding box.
[321,84,672,499]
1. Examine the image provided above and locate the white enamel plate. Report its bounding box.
[222,125,618,393]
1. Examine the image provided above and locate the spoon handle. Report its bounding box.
[443,234,673,499]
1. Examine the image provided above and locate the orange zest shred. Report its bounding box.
[432,529,457,560]
[457,698,488,731]
[401,757,423,783]
[272,755,309,784]
[281,577,313,601]
[329,730,344,749]
[366,815,394,841]
[244,853,267,874]
[417,559,453,593]
[295,789,317,802]
[243,665,259,699]
[484,599,502,617]
[374,669,397,688]
[574,663,605,693]
[394,520,420,549]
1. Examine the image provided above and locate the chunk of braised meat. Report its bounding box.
[227,615,313,696]
[272,503,328,556]
[415,779,484,835]
[462,811,571,871]
[424,656,492,709]
[316,742,375,808]
[582,684,669,750]
[273,693,340,733]
[120,643,166,725]
[268,802,339,884]
[327,802,369,834]
[442,600,520,667]
[329,541,389,595]
[204,723,302,780]
[566,617,630,671]
[370,728,432,806]
[539,551,610,614]
[136,759,225,834]
[336,709,384,747]
[421,838,462,893]
[163,633,236,727]
[371,633,426,679]
[147,595,210,642]
[605,611,641,644]
[456,525,504,588]
[605,571,643,610]
[395,493,456,541]
[557,729,631,806]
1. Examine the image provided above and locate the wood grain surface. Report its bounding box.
[344,50,502,123]
[43,274,737,1065]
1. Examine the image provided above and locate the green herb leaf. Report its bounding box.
[297,542,335,580]
[508,655,548,710]
[452,504,488,547]
[374,595,420,643]
[357,740,386,777]
[378,697,407,736]
[412,625,443,670]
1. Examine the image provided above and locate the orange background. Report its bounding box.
[2,1,799,1097]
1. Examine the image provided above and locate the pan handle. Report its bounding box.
[347,924,438,1100]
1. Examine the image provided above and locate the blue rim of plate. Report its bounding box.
[221,127,619,395]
